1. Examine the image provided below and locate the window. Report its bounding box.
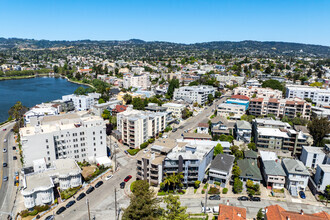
[94,148,96,152]
[94,143,96,146]
[46,145,49,149]
[46,139,48,143]
[93,137,95,140]
[100,131,102,134]
[93,131,95,135]
[101,141,103,145]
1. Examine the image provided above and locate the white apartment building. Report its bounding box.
[173,86,215,105]
[22,158,82,209]
[286,85,330,107]
[19,112,108,167]
[62,93,101,111]
[282,158,310,196]
[233,87,282,99]
[245,79,261,87]
[300,146,328,169]
[217,103,245,117]
[117,109,167,148]
[162,103,186,119]
[314,164,330,192]
[24,104,59,125]
[123,73,150,90]
[215,75,245,85]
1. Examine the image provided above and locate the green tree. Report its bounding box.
[213,143,223,157]
[162,195,188,220]
[247,142,256,151]
[123,94,133,104]
[308,117,330,147]
[102,109,110,120]
[261,79,284,91]
[257,209,264,220]
[233,177,243,194]
[122,180,162,220]
[232,165,241,178]
[325,185,330,206]
[167,79,180,99]
[132,97,146,110]
[98,98,105,104]
[74,86,87,95]
[207,94,214,104]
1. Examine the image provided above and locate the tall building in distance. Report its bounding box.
[173,86,215,105]
[123,73,150,90]
[286,85,330,107]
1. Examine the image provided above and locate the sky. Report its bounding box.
[1,0,329,46]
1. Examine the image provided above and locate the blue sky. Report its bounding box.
[1,0,329,46]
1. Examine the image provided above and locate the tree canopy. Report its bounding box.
[213,143,224,157]
[308,117,330,147]
[162,195,188,220]
[261,79,284,91]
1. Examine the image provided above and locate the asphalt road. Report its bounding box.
[0,122,17,218]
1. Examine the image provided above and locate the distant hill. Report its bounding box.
[0,37,329,58]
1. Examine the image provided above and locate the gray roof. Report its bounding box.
[282,158,310,176]
[244,150,258,159]
[237,159,262,181]
[236,120,252,130]
[209,154,235,173]
[263,161,286,176]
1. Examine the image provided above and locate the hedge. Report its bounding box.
[222,188,228,194]
[127,149,140,155]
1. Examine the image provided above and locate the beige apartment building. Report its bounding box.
[234,87,283,99]
[249,97,311,119]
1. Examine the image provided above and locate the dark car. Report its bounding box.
[45,215,54,220]
[238,196,249,201]
[95,181,103,188]
[124,150,128,155]
[12,146,16,150]
[56,207,66,215]
[86,186,95,194]
[120,182,125,189]
[124,175,132,182]
[76,192,86,201]
[66,200,76,208]
[250,197,261,201]
[172,128,177,132]
[209,195,220,200]
[3,176,8,181]
[13,156,17,160]
[3,162,7,167]
[299,191,306,199]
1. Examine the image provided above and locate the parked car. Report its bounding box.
[3,139,7,143]
[15,171,19,176]
[238,196,249,201]
[299,191,306,199]
[3,149,7,153]
[172,128,177,132]
[209,195,221,200]
[143,149,149,153]
[124,175,132,182]
[86,186,95,194]
[124,150,128,155]
[201,207,212,213]
[76,192,86,201]
[3,176,8,181]
[12,146,16,150]
[13,156,17,160]
[3,162,7,167]
[120,182,125,189]
[56,207,66,215]
[3,128,7,131]
[45,215,54,220]
[95,181,103,188]
[250,197,261,202]
[66,200,76,208]
[105,175,113,180]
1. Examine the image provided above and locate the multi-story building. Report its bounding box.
[163,140,215,186]
[300,146,329,169]
[234,120,252,143]
[233,87,282,99]
[245,79,261,88]
[282,158,310,196]
[311,106,330,120]
[314,164,330,192]
[215,75,245,85]
[162,103,186,119]
[123,73,150,89]
[217,103,246,118]
[24,104,59,125]
[259,151,286,189]
[208,154,235,185]
[22,158,82,209]
[62,93,100,111]
[19,112,108,167]
[117,109,167,148]
[249,97,311,119]
[286,85,330,107]
[173,86,215,105]
[225,95,250,110]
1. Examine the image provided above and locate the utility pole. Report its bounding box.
[86,198,91,220]
[204,188,208,214]
[114,188,118,220]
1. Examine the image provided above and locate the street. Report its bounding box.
[0,122,18,219]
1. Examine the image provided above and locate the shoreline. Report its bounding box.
[64,76,95,89]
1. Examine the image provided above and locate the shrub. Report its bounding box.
[54,198,58,204]
[158,191,167,196]
[20,210,29,218]
[208,187,220,194]
[233,178,243,194]
[201,190,205,194]
[34,205,49,212]
[194,180,201,188]
[140,142,149,149]
[148,138,155,144]
[222,188,228,194]
[177,189,185,194]
[194,188,197,194]
[214,181,221,186]
[29,210,38,216]
[127,149,140,156]
[203,183,208,189]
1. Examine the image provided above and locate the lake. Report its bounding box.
[0,77,87,122]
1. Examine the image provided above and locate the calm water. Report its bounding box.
[0,77,87,122]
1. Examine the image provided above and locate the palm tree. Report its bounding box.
[163,173,173,192]
[173,172,183,192]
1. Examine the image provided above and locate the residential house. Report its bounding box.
[237,159,262,184]
[197,123,209,134]
[300,146,329,169]
[209,154,235,185]
[314,164,330,192]
[234,121,252,143]
[217,204,247,220]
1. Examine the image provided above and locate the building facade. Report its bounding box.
[234,87,282,99]
[123,73,150,89]
[162,103,185,119]
[62,93,100,111]
[173,86,215,105]
[286,85,330,107]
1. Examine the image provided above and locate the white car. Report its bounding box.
[143,149,149,153]
[105,175,113,180]
[201,207,212,213]
[4,139,7,143]
[3,149,7,153]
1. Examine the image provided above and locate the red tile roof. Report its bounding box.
[265,205,330,220]
[268,98,279,103]
[218,204,246,220]
[114,105,127,113]
[231,95,250,101]
[198,123,209,128]
[251,98,264,102]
